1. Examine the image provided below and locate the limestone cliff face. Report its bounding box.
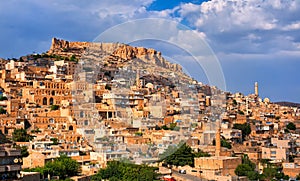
[48,38,182,72]
[111,45,182,72]
[49,38,70,51]
[48,38,91,56]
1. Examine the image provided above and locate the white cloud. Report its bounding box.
[282,21,300,31]
[163,0,300,56]
[179,0,288,32]
[179,3,199,16]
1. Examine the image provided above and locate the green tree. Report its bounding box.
[161,125,169,130]
[261,164,289,181]
[194,149,210,157]
[0,95,8,101]
[50,105,59,111]
[235,155,259,179]
[12,129,33,142]
[247,171,260,180]
[50,138,59,145]
[31,128,41,133]
[13,145,29,157]
[235,164,253,176]
[45,154,80,179]
[69,55,77,62]
[0,107,6,114]
[263,167,277,180]
[233,123,251,141]
[0,130,11,144]
[20,146,29,157]
[161,143,195,167]
[241,155,256,170]
[286,122,296,130]
[92,161,159,181]
[46,160,66,179]
[221,139,232,149]
[275,172,289,180]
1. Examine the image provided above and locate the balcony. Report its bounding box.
[0,165,5,172]
[6,165,21,172]
[5,150,21,156]
[0,151,5,157]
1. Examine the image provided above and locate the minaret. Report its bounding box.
[136,69,141,89]
[215,127,221,157]
[254,82,258,96]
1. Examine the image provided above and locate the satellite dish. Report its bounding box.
[13,158,18,163]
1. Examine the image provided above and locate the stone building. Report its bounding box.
[22,80,72,106]
[0,145,22,180]
[194,127,242,180]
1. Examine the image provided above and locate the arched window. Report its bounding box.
[49,97,54,105]
[43,97,47,105]
[69,125,73,131]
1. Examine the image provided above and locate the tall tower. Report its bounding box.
[215,120,222,157]
[254,82,258,96]
[136,69,141,89]
[215,126,221,157]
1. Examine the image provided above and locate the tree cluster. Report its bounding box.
[235,155,259,180]
[235,155,289,180]
[160,143,210,167]
[0,95,8,101]
[13,145,29,157]
[24,155,80,180]
[91,161,159,181]
[286,122,296,131]
[0,106,6,114]
[12,128,34,142]
[161,123,179,131]
[233,123,251,141]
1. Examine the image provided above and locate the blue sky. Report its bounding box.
[0,0,300,102]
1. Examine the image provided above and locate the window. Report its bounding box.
[49,97,54,105]
[43,97,47,105]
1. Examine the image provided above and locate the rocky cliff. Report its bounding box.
[48,38,183,72]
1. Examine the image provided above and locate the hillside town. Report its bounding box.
[1,38,300,181]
